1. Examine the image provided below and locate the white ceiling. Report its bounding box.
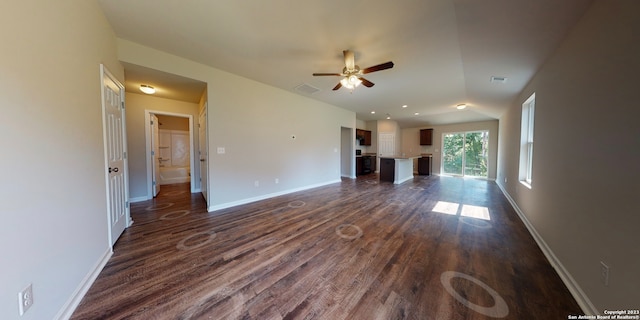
[98,0,593,128]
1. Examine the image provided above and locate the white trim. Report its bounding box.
[129,196,150,203]
[208,179,341,212]
[496,182,598,315]
[54,249,113,320]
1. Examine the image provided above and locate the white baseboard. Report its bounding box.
[496,182,598,315]
[208,179,341,212]
[55,248,113,320]
[129,196,149,203]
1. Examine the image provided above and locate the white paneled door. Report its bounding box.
[101,65,130,248]
[198,105,208,203]
[151,114,161,197]
[379,132,396,157]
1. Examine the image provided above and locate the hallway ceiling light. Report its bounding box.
[140,84,156,94]
[456,104,467,110]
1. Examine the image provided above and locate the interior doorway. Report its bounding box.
[340,127,354,178]
[144,110,196,199]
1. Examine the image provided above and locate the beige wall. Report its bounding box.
[157,115,190,131]
[497,0,639,312]
[0,1,122,318]
[117,39,356,210]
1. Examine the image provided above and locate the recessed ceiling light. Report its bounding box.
[140,84,156,94]
[456,104,467,110]
[402,105,408,108]
[371,111,376,114]
[414,112,419,115]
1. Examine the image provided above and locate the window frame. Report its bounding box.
[519,93,535,188]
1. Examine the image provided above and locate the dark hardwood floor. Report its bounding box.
[71,175,581,319]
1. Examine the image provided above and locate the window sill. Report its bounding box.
[519,180,532,189]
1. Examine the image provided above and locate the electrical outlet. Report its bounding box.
[600,261,610,286]
[18,284,33,316]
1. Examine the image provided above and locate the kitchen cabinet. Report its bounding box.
[362,130,372,145]
[420,128,433,145]
[380,156,420,184]
[418,156,432,175]
[356,129,372,146]
[379,158,395,182]
[356,155,375,176]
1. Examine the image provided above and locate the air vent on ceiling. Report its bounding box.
[490,76,508,83]
[294,83,321,95]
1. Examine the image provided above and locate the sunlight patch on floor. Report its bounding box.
[432,201,459,215]
[432,201,491,221]
[461,205,491,220]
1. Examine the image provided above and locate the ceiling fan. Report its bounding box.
[313,50,394,91]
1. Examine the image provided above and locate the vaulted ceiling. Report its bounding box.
[98,0,593,128]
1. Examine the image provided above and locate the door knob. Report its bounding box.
[109,167,119,173]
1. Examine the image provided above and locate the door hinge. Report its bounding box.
[151,150,155,156]
[126,201,129,208]
[123,151,127,159]
[150,120,154,125]
[152,181,156,186]
[121,101,125,109]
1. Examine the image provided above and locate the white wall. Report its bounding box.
[402,120,499,179]
[497,0,639,313]
[117,40,356,211]
[0,1,122,319]
[125,93,200,200]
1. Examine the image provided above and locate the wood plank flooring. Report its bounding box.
[71,175,582,319]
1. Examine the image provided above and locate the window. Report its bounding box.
[519,93,535,187]
[442,130,489,178]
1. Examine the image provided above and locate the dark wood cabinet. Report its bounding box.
[420,129,433,145]
[362,130,371,145]
[356,155,375,176]
[356,129,372,146]
[380,158,395,182]
[418,156,432,175]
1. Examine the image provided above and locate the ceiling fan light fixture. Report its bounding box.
[140,84,156,94]
[340,76,362,90]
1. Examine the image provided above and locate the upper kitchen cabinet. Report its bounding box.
[420,128,433,145]
[356,129,372,146]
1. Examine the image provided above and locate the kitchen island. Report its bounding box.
[379,155,422,184]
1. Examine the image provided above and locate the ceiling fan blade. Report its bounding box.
[362,61,394,74]
[332,82,342,91]
[313,73,342,76]
[343,50,355,71]
[359,77,375,88]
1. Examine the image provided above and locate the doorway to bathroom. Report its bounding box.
[145,110,196,199]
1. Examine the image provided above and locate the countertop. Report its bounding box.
[379,154,423,160]
[355,153,377,158]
